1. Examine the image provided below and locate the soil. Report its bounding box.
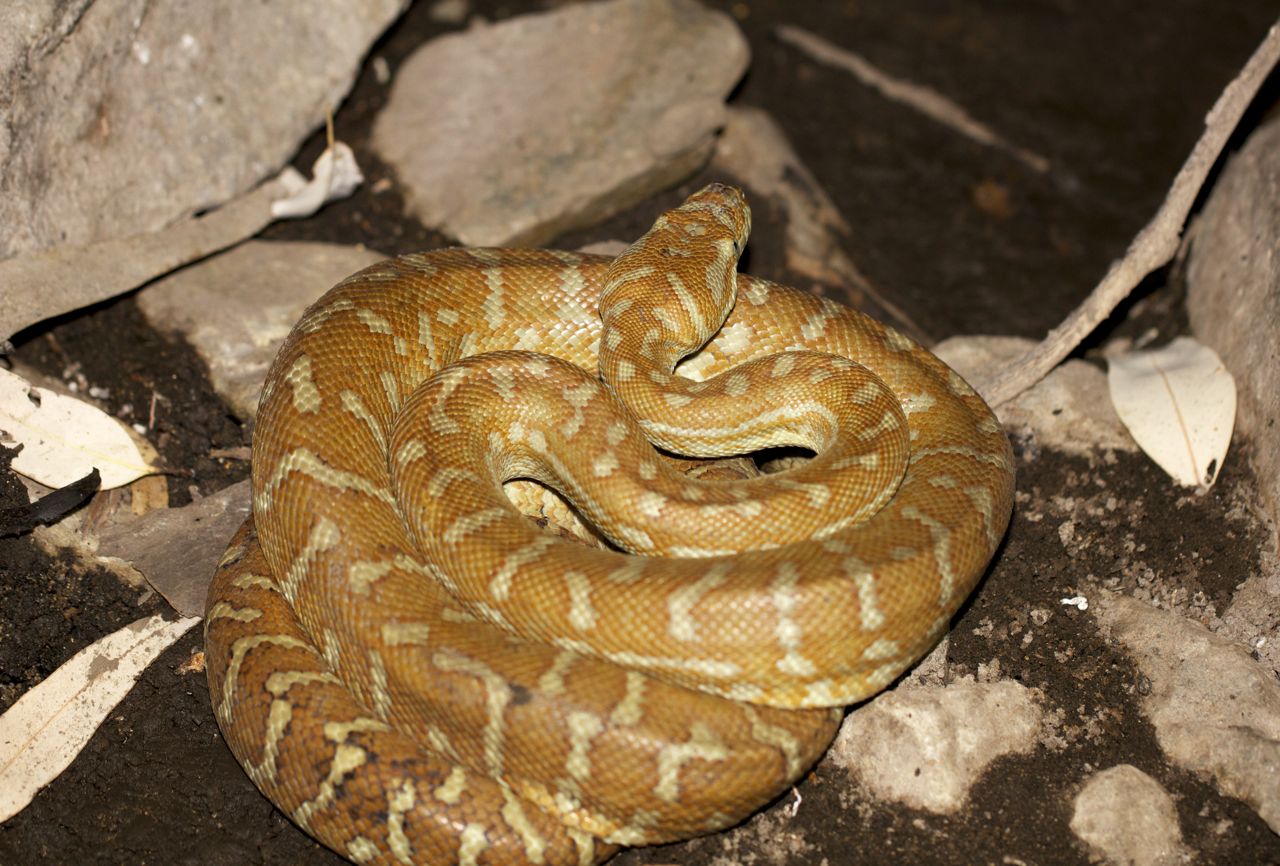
[2,1,1279,865]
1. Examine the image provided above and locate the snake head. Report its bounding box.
[675,183,752,258]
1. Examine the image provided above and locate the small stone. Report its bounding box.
[935,335,1136,456]
[827,678,1041,813]
[1094,591,1280,833]
[1070,764,1186,866]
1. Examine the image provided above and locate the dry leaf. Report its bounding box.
[0,614,200,822]
[129,474,170,517]
[271,141,364,219]
[1107,337,1236,488]
[0,368,156,490]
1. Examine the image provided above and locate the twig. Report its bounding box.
[981,21,1280,407]
[776,24,1051,175]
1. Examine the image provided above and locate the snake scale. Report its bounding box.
[204,184,1014,865]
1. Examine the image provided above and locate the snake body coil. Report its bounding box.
[205,185,1014,865]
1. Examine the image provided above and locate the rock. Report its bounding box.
[713,108,875,305]
[1094,591,1280,833]
[1070,764,1187,866]
[935,335,1135,456]
[827,679,1042,813]
[95,481,250,618]
[428,0,470,25]
[1186,116,1280,530]
[0,1,406,259]
[1218,548,1280,680]
[371,0,748,246]
[136,240,385,418]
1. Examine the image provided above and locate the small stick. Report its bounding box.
[777,24,1051,174]
[981,21,1280,407]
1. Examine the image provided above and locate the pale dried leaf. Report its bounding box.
[0,368,157,490]
[0,615,200,822]
[270,141,364,219]
[1107,337,1236,488]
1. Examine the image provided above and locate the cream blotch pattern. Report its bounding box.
[204,184,1014,865]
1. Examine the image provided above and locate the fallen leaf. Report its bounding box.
[0,614,200,822]
[0,368,157,490]
[1107,337,1236,488]
[271,140,364,220]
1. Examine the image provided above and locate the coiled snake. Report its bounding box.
[204,184,1014,865]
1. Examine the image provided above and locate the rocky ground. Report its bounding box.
[1,2,1278,865]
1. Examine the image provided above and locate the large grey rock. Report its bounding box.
[371,0,748,246]
[1186,117,1280,531]
[0,0,406,259]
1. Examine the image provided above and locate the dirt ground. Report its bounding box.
[2,1,1279,864]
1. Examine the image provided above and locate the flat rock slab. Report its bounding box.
[937,335,1136,456]
[96,481,250,618]
[136,240,386,419]
[828,678,1042,814]
[371,0,748,246]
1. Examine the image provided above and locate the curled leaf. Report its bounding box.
[271,140,364,219]
[0,468,101,537]
[1107,337,1236,488]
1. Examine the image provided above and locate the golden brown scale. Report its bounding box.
[205,185,1014,865]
